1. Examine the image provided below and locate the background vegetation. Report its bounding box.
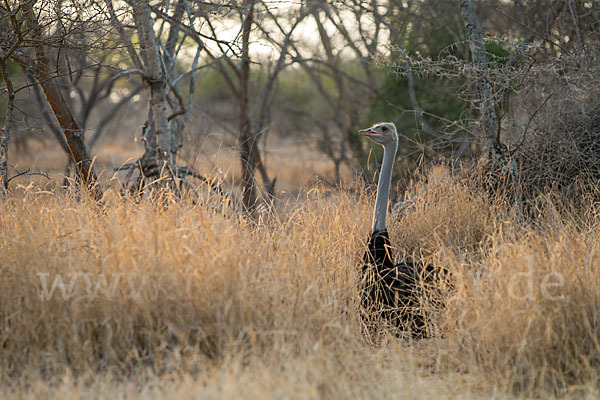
[1,0,599,398]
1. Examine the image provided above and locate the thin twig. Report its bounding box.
[7,168,51,185]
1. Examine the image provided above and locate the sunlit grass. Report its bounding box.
[1,172,600,398]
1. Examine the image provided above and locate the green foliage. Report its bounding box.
[369,71,464,134]
[0,59,20,123]
[195,67,233,102]
[485,40,510,66]
[368,1,466,165]
[0,58,19,85]
[402,2,461,57]
[277,70,314,106]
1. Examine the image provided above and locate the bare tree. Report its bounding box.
[0,48,14,199]
[285,0,388,184]
[48,30,144,182]
[237,0,260,212]
[0,0,102,199]
[102,0,217,195]
[198,1,309,213]
[459,0,503,157]
[459,0,522,216]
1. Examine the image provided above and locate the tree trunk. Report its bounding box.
[26,72,71,155]
[459,0,500,153]
[163,0,186,168]
[459,0,522,219]
[18,0,101,200]
[239,0,258,214]
[0,52,13,199]
[133,0,173,179]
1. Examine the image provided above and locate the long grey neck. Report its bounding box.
[372,141,397,232]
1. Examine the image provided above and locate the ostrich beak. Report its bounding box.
[359,128,380,138]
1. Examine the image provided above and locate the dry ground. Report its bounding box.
[8,132,351,197]
[2,141,600,399]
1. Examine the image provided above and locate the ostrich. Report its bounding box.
[359,122,441,338]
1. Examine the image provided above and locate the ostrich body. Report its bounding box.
[359,122,438,337]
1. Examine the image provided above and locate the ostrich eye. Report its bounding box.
[381,126,388,132]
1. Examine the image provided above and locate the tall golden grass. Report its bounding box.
[1,172,599,398]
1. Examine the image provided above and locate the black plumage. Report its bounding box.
[361,230,438,337]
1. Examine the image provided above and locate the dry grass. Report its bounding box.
[1,170,600,398]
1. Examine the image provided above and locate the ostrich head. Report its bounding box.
[359,122,398,146]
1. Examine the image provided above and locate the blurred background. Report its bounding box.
[1,0,598,208]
